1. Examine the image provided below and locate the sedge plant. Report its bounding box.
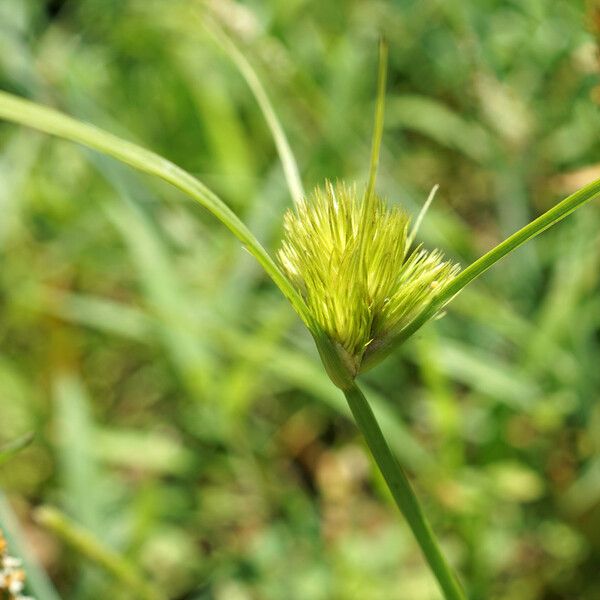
[1,29,600,600]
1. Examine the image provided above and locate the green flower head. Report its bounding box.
[278,181,460,382]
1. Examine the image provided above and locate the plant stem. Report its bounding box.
[343,382,466,600]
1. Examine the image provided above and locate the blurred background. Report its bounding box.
[1,1,599,599]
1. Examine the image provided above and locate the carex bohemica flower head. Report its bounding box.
[277,39,460,389]
[279,180,459,384]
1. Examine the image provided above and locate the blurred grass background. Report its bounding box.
[1,0,600,598]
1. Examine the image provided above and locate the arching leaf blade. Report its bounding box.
[362,176,600,371]
[0,90,310,325]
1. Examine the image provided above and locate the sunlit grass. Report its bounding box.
[0,2,599,599]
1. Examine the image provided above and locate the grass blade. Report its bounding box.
[53,374,101,532]
[365,38,388,206]
[430,177,600,318]
[362,175,600,370]
[203,15,305,205]
[0,90,310,325]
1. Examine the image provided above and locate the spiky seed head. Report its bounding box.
[278,181,459,381]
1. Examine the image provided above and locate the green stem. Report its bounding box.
[343,382,466,600]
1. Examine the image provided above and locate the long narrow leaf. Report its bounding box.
[0,90,310,325]
[362,176,600,370]
[365,38,388,206]
[203,15,305,205]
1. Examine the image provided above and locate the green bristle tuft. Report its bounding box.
[278,181,460,372]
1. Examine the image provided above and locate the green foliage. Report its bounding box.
[0,1,599,599]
